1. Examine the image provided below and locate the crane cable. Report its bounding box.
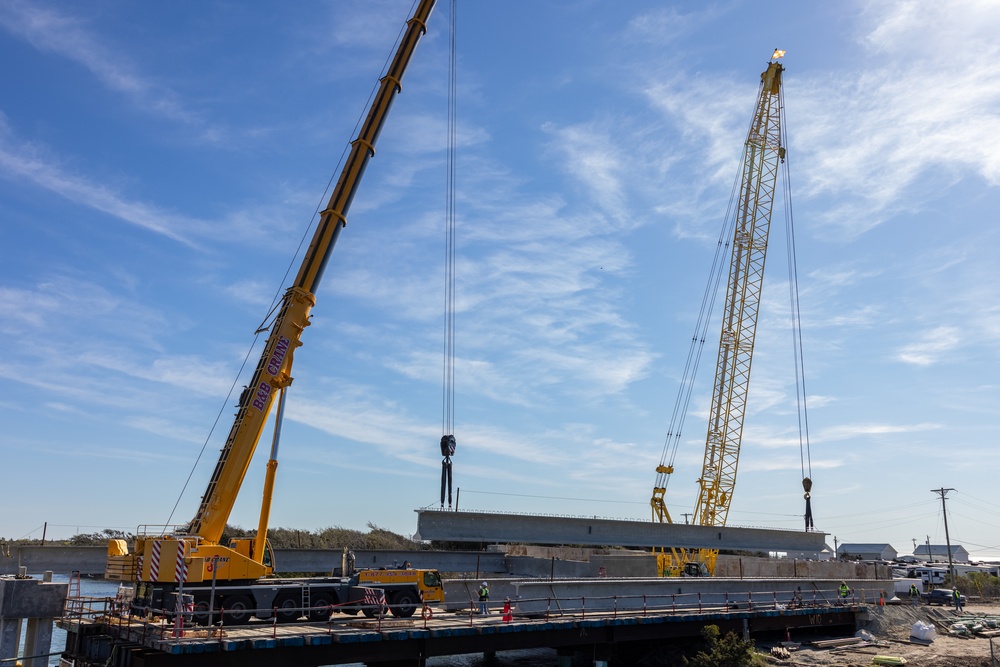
[654,106,761,496]
[438,0,458,509]
[655,61,814,534]
[777,83,815,530]
[162,8,416,532]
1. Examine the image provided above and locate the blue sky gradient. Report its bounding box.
[2,0,999,560]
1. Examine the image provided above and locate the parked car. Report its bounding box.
[922,589,966,606]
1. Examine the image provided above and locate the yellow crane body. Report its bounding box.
[653,59,785,577]
[105,0,438,622]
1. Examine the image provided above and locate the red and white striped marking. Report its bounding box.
[174,542,188,583]
[150,541,162,581]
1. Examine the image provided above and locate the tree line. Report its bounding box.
[2,523,423,551]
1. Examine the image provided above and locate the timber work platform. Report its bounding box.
[59,589,863,667]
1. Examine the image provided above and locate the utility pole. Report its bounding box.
[681,513,692,525]
[931,488,957,585]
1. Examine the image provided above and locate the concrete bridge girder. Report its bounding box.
[415,510,827,553]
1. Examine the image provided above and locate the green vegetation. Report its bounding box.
[223,523,421,551]
[2,523,422,551]
[684,625,766,667]
[952,571,1000,601]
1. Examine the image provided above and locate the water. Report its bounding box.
[11,574,120,666]
[33,576,560,667]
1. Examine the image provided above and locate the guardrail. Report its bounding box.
[60,584,872,649]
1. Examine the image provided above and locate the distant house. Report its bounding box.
[914,544,970,563]
[836,543,898,561]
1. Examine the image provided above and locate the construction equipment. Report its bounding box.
[105,0,441,623]
[651,51,787,576]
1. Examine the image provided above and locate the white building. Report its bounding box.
[837,543,898,561]
[913,544,970,563]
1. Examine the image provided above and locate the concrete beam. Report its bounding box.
[415,510,827,553]
[509,577,891,616]
[273,548,507,574]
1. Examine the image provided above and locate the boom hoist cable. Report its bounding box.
[439,0,458,509]
[651,50,813,576]
[778,92,815,531]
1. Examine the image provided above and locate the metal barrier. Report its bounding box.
[62,585,866,649]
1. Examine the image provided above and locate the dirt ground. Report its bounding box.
[767,600,1000,667]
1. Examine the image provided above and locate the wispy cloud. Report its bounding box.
[815,421,942,441]
[633,0,1000,240]
[543,120,627,223]
[896,325,961,366]
[0,0,204,127]
[0,118,200,245]
[793,0,1000,236]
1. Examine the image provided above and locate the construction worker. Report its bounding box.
[478,581,490,615]
[953,588,963,612]
[838,581,850,604]
[909,583,920,606]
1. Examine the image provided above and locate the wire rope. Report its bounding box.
[163,4,417,532]
[654,84,767,497]
[441,0,458,438]
[437,0,458,509]
[778,84,813,485]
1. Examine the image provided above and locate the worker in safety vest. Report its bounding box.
[953,588,963,612]
[478,582,490,615]
[909,583,920,606]
[838,581,850,603]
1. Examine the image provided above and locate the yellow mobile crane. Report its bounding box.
[651,52,788,577]
[106,0,442,623]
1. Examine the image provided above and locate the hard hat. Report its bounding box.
[482,581,488,586]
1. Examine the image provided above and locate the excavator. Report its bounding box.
[105,0,443,623]
[650,51,797,577]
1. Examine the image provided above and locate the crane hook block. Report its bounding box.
[802,477,812,493]
[440,434,457,457]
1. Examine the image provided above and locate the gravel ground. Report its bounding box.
[766,600,1000,666]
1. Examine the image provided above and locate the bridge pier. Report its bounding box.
[0,570,67,667]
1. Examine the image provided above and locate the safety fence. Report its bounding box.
[59,585,875,647]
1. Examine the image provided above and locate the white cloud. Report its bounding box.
[544,120,627,222]
[815,421,942,441]
[791,0,1000,236]
[896,325,961,366]
[0,0,202,126]
[0,123,199,245]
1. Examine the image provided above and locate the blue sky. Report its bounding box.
[2,0,1000,561]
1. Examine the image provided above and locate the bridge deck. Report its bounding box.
[61,599,860,666]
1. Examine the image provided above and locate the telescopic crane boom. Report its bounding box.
[651,53,785,577]
[107,0,437,590]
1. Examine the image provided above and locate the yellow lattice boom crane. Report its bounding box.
[651,51,786,577]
